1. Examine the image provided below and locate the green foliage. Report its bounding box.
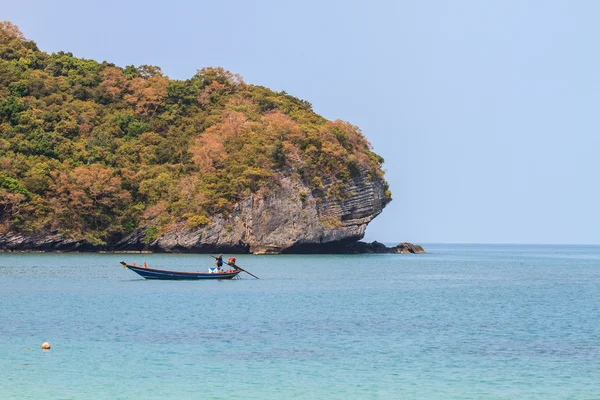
[320,216,342,229]
[143,225,159,244]
[271,140,286,168]
[299,190,307,205]
[185,214,211,230]
[0,174,31,199]
[0,96,27,124]
[166,80,199,106]
[114,113,149,139]
[0,21,390,242]
[9,80,28,96]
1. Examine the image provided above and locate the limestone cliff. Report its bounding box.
[0,169,389,253]
[115,168,389,254]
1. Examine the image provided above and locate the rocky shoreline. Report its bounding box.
[0,232,424,254]
[0,168,414,255]
[345,241,425,254]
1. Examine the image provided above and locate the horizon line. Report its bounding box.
[373,241,600,246]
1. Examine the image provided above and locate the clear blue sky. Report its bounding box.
[4,0,599,244]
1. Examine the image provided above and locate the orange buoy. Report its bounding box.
[41,342,51,350]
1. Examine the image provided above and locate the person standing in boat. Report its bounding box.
[215,254,224,271]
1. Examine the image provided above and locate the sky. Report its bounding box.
[4,0,599,244]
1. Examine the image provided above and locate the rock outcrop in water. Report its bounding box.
[345,241,426,254]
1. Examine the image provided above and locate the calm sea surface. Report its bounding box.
[1,244,600,399]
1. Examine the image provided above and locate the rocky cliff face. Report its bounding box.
[116,168,389,254]
[0,169,390,253]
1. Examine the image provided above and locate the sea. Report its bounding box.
[1,244,599,399]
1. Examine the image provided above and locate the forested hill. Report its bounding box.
[0,21,390,250]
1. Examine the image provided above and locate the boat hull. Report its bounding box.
[122,263,240,280]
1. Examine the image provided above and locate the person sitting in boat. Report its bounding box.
[227,257,240,271]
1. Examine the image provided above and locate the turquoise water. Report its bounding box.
[2,244,600,399]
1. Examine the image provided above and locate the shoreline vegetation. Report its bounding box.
[0,22,402,253]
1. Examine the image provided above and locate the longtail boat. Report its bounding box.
[120,261,241,280]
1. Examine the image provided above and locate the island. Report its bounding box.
[0,21,422,254]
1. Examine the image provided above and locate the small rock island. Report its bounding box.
[0,22,422,254]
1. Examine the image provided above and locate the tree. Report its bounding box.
[98,66,127,103]
[49,164,130,240]
[195,67,244,90]
[0,175,32,230]
[124,75,168,117]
